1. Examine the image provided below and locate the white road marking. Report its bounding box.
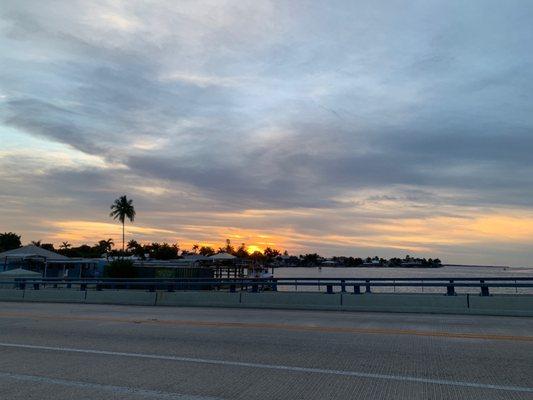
[1,342,532,393]
[0,371,222,399]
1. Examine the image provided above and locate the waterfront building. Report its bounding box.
[0,245,101,278]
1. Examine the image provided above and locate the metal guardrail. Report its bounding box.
[1,277,533,296]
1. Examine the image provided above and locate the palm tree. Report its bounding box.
[98,238,114,253]
[60,241,71,250]
[110,195,136,252]
[127,239,140,252]
[192,244,199,253]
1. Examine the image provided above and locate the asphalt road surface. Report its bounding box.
[0,301,532,399]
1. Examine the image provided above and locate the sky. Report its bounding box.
[1,0,533,265]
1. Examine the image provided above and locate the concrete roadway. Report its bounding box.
[0,302,532,400]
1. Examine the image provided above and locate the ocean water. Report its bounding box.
[272,265,533,294]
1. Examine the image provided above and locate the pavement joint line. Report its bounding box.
[0,311,532,342]
[0,371,222,400]
[1,342,532,394]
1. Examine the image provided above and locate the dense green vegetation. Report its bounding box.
[2,232,441,267]
[0,232,22,252]
[104,259,136,278]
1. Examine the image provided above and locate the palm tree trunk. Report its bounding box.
[122,222,125,253]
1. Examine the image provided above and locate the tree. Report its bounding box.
[109,195,136,252]
[151,242,179,260]
[192,244,199,253]
[249,251,265,264]
[127,239,140,252]
[234,243,248,259]
[264,247,281,263]
[41,243,55,251]
[199,246,215,256]
[0,232,22,252]
[104,259,136,278]
[60,241,71,250]
[97,238,114,257]
[127,239,145,259]
[31,240,42,247]
[217,238,234,255]
[300,253,321,267]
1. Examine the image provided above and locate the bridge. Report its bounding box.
[1,277,532,316]
[0,277,532,399]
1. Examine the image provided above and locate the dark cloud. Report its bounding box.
[1,1,533,263]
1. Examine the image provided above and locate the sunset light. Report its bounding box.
[1,2,532,398]
[246,245,263,255]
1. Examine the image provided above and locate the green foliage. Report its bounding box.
[0,232,22,252]
[155,268,175,278]
[97,238,114,255]
[234,243,248,258]
[148,242,179,260]
[217,238,234,255]
[104,259,136,278]
[263,247,281,263]
[109,195,136,224]
[110,195,136,252]
[199,246,215,256]
[299,253,321,266]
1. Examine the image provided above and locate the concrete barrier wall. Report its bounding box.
[157,291,241,307]
[341,293,469,314]
[241,292,342,310]
[1,289,532,317]
[0,289,25,301]
[468,295,533,317]
[23,289,86,303]
[86,290,156,306]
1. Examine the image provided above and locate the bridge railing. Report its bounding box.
[1,277,533,296]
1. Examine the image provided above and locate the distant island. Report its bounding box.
[1,232,441,269]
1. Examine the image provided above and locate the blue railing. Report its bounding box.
[1,277,533,296]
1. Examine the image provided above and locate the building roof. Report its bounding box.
[0,245,69,260]
[209,252,236,260]
[182,254,212,261]
[0,268,42,277]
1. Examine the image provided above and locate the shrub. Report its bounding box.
[104,259,136,278]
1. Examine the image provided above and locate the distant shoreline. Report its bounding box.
[442,264,510,269]
[281,264,514,269]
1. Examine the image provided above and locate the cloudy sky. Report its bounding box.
[1,0,533,265]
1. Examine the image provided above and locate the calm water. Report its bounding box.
[273,265,533,294]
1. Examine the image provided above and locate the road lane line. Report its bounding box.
[0,371,221,399]
[1,342,532,393]
[1,311,532,342]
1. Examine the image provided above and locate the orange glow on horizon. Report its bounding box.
[30,209,533,262]
[246,245,263,254]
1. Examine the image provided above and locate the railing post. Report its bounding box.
[446,280,456,296]
[272,278,278,292]
[252,283,258,293]
[326,284,333,294]
[365,280,371,294]
[80,283,87,291]
[341,280,346,293]
[480,280,490,296]
[353,285,361,294]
